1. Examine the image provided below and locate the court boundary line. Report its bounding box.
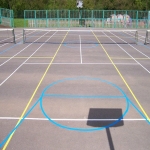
[0,31,50,67]
[24,62,139,65]
[2,30,69,150]
[1,57,147,60]
[92,30,150,122]
[0,117,146,121]
[103,31,150,74]
[0,30,36,51]
[0,56,54,59]
[111,31,150,60]
[111,57,150,60]
[0,32,57,86]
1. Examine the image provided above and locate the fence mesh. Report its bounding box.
[0,8,14,27]
[24,10,150,28]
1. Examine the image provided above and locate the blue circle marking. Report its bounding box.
[1,76,149,148]
[40,77,129,132]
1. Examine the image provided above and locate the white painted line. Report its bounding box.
[0,31,37,66]
[0,117,146,121]
[79,35,83,64]
[123,32,150,58]
[24,62,138,65]
[0,31,57,86]
[103,31,150,74]
[24,29,137,32]
[0,30,36,48]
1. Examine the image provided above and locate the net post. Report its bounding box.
[144,30,148,45]
[12,29,16,44]
[23,29,26,44]
[135,30,138,45]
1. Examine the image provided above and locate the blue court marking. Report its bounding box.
[44,94,125,99]
[0,76,149,148]
[40,76,129,132]
[0,44,19,55]
[63,40,99,49]
[128,99,150,124]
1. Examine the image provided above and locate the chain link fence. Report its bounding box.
[0,8,14,27]
[24,10,150,28]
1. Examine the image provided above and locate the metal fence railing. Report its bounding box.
[24,10,150,28]
[0,8,14,27]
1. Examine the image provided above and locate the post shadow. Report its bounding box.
[87,108,124,150]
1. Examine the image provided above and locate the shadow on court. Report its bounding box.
[87,108,124,150]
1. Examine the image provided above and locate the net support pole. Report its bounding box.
[144,30,148,45]
[23,29,25,44]
[135,30,138,45]
[12,29,16,44]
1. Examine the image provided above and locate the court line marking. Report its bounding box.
[0,31,25,47]
[24,62,138,65]
[104,32,150,74]
[111,57,150,60]
[0,117,146,121]
[124,31,145,42]
[24,29,137,32]
[0,31,50,67]
[0,30,36,49]
[0,56,54,59]
[79,35,83,64]
[0,32,57,86]
[111,31,150,60]
[92,30,150,122]
[2,30,69,150]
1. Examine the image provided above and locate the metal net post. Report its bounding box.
[144,30,149,45]
[135,30,138,44]
[23,29,26,44]
[12,29,16,44]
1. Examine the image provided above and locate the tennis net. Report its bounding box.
[0,29,16,44]
[23,29,138,45]
[144,30,150,45]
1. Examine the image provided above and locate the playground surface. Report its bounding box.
[0,28,150,150]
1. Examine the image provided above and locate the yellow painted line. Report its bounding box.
[0,57,53,59]
[111,57,150,60]
[2,31,69,150]
[92,31,150,122]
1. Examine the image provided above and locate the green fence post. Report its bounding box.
[35,10,36,28]
[68,10,70,28]
[57,10,59,27]
[146,11,148,29]
[0,9,1,24]
[92,10,93,27]
[24,10,26,28]
[10,9,11,27]
[102,10,104,28]
[136,11,138,29]
[147,11,150,28]
[11,10,14,27]
[46,10,48,28]
[114,10,116,28]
